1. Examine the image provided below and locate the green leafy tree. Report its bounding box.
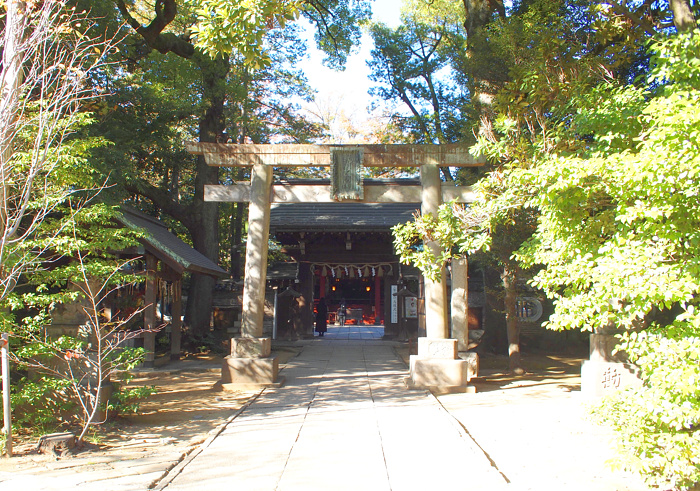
[400,0,700,485]
[0,0,154,443]
[391,0,697,375]
[0,0,112,304]
[514,32,700,488]
[88,0,371,338]
[9,205,153,442]
[368,19,465,149]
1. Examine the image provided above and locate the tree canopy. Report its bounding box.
[388,0,700,486]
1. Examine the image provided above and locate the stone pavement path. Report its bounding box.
[0,442,187,490]
[157,340,507,490]
[322,324,384,340]
[0,332,650,491]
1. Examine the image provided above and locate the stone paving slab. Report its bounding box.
[161,341,506,490]
[436,388,649,491]
[0,330,653,490]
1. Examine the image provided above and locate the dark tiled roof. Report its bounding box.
[269,203,420,232]
[118,208,228,278]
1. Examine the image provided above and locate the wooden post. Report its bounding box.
[298,264,313,337]
[170,280,182,360]
[143,254,156,368]
[420,163,448,339]
[374,275,381,324]
[240,164,273,338]
[319,274,326,298]
[1,333,11,456]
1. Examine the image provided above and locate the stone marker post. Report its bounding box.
[581,333,641,398]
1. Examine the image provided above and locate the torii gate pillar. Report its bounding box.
[222,164,282,387]
[420,163,449,339]
[407,163,474,392]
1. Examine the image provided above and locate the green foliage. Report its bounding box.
[391,1,700,484]
[504,32,700,488]
[516,33,700,334]
[3,203,154,435]
[593,329,700,490]
[393,203,471,280]
[189,0,303,65]
[9,377,75,429]
[368,16,466,144]
[106,382,157,416]
[188,0,371,68]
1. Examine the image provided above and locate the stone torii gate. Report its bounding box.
[186,142,484,390]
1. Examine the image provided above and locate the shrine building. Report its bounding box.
[267,179,484,340]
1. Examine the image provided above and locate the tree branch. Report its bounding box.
[608,0,658,36]
[124,179,193,230]
[114,0,195,58]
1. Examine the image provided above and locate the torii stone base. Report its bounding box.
[219,337,285,390]
[405,338,476,394]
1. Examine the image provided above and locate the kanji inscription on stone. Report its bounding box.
[601,366,621,389]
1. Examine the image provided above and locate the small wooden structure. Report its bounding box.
[116,208,229,366]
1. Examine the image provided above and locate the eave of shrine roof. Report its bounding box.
[269,203,420,232]
[117,207,229,278]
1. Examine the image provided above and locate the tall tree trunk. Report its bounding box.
[501,264,522,373]
[462,0,505,37]
[0,0,26,241]
[184,55,227,337]
[670,0,697,32]
[114,0,229,339]
[461,0,508,138]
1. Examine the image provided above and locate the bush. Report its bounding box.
[593,330,700,490]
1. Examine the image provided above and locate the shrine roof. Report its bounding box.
[117,208,229,278]
[270,202,420,232]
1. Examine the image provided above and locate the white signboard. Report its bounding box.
[391,285,398,324]
[405,297,417,318]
